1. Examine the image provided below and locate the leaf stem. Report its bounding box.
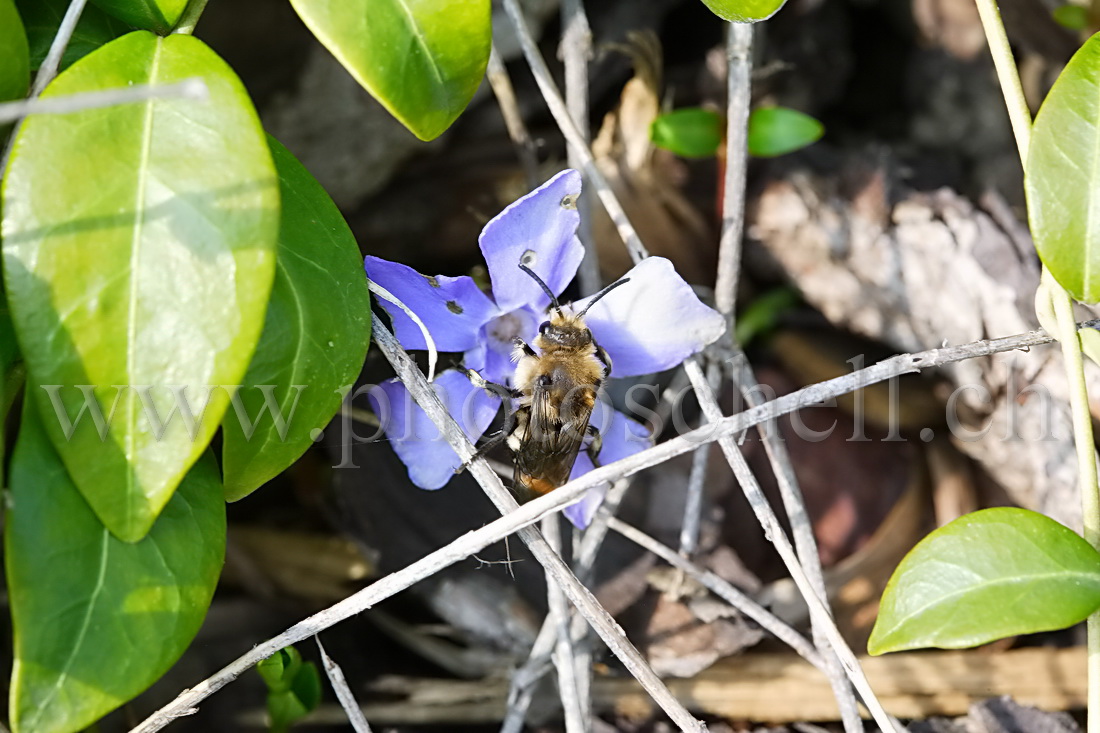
[171,0,209,35]
[1049,274,1100,730]
[972,0,1100,727]
[972,0,1031,160]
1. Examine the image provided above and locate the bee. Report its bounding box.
[464,264,629,502]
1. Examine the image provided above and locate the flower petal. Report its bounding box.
[479,170,585,312]
[563,402,651,528]
[366,256,498,352]
[477,305,540,385]
[577,257,727,377]
[563,462,607,530]
[368,370,501,490]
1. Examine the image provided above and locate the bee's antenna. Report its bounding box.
[518,263,561,311]
[577,277,630,317]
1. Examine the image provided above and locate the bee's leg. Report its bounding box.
[464,368,522,399]
[512,336,537,359]
[455,430,509,474]
[593,344,613,379]
[585,423,603,465]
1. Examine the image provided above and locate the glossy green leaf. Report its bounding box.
[1054,4,1089,30]
[650,108,723,158]
[869,507,1100,655]
[89,0,186,33]
[1,31,279,541]
[699,0,785,22]
[221,138,370,501]
[288,0,490,141]
[748,106,824,158]
[7,403,225,733]
[0,0,29,103]
[1026,33,1100,302]
[16,0,132,71]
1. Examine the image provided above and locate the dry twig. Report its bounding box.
[132,317,1091,730]
[315,637,373,733]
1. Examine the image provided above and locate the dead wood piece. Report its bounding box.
[347,647,1085,725]
[749,157,1097,532]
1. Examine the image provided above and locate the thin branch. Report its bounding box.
[31,0,87,98]
[133,317,1092,731]
[715,22,754,319]
[606,517,824,669]
[367,279,440,382]
[543,516,587,733]
[501,478,631,733]
[501,0,648,265]
[486,45,541,189]
[560,0,600,295]
[0,80,209,125]
[315,637,373,733]
[679,361,722,557]
[369,317,707,732]
[729,352,862,732]
[1,0,88,175]
[682,360,903,732]
[131,447,608,732]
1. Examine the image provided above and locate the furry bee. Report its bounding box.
[465,264,629,502]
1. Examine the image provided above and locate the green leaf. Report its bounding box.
[650,108,723,158]
[288,0,490,141]
[699,0,786,22]
[258,647,303,691]
[0,296,23,490]
[0,0,30,103]
[748,106,824,158]
[7,402,225,733]
[88,0,186,33]
[16,0,132,72]
[1026,33,1100,302]
[0,295,22,422]
[259,648,321,733]
[221,138,370,501]
[734,287,799,346]
[1053,4,1089,30]
[869,507,1100,655]
[1,31,279,541]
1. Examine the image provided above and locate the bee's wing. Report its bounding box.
[512,383,591,500]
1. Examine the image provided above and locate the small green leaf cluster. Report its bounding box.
[257,647,322,733]
[649,105,824,159]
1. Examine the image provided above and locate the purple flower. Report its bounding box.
[365,170,725,528]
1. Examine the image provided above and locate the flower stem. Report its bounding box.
[973,0,1100,727]
[171,0,209,35]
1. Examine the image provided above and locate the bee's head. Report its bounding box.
[537,310,592,348]
[518,262,630,347]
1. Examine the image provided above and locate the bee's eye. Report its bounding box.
[539,321,551,334]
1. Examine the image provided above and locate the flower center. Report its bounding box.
[484,308,536,354]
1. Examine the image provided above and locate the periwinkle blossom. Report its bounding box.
[365,170,725,528]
